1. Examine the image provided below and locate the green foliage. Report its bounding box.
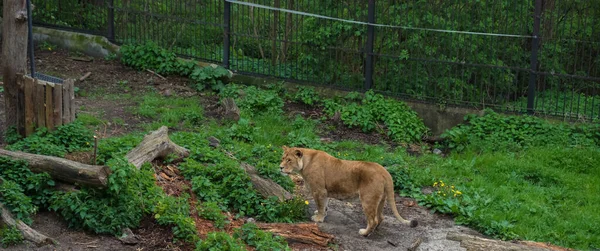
[154,194,199,243]
[190,66,231,92]
[441,110,600,152]
[198,202,229,229]
[6,122,92,157]
[3,126,21,145]
[181,158,306,222]
[195,232,246,251]
[120,41,180,76]
[0,180,36,224]
[221,84,284,115]
[325,90,428,143]
[402,146,600,249]
[293,86,319,106]
[227,118,258,143]
[233,223,291,251]
[0,157,56,224]
[50,158,197,243]
[136,94,204,130]
[0,226,24,248]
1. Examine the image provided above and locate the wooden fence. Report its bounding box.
[19,75,75,136]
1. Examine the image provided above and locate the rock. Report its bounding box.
[162,89,172,97]
[247,218,256,223]
[433,149,443,155]
[208,136,221,148]
[118,228,139,245]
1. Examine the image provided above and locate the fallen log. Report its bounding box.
[241,163,292,202]
[446,231,562,251]
[256,223,334,247]
[125,126,190,169]
[0,202,56,246]
[0,149,110,187]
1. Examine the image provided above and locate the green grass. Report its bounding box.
[135,94,204,130]
[405,147,600,249]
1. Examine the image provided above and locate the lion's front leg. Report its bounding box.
[311,190,329,223]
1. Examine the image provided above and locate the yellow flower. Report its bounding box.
[433,182,438,187]
[440,183,445,187]
[305,200,309,205]
[456,191,462,195]
[443,193,446,196]
[451,185,455,189]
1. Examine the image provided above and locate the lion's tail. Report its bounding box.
[386,176,418,228]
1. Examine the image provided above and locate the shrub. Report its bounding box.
[198,202,229,229]
[0,226,23,248]
[195,232,245,251]
[234,223,291,251]
[6,122,92,157]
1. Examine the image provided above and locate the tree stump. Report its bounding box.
[125,126,190,169]
[241,162,292,201]
[221,97,240,121]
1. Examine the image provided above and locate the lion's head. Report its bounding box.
[280,146,304,174]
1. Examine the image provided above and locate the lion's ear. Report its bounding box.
[282,145,289,151]
[294,149,303,158]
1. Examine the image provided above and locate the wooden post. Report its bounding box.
[53,84,63,127]
[45,83,54,130]
[62,80,72,124]
[2,0,29,136]
[34,80,46,128]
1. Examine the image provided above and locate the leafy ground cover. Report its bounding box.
[0,43,598,250]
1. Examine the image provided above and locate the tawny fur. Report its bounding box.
[279,146,418,236]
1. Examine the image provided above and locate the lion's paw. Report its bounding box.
[358,229,369,236]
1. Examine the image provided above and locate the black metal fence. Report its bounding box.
[24,0,600,121]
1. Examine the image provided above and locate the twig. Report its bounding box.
[146,69,166,80]
[93,135,98,165]
[74,240,99,245]
[79,72,92,82]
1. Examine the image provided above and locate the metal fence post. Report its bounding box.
[107,0,115,42]
[364,0,375,91]
[223,0,231,69]
[527,0,542,114]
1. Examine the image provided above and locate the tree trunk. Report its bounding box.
[221,97,240,121]
[446,231,570,251]
[240,162,292,201]
[125,126,190,169]
[0,149,111,187]
[256,223,334,247]
[2,0,29,136]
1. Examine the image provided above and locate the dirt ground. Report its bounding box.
[0,47,567,251]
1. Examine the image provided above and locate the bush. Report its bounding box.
[441,109,600,152]
[0,226,24,248]
[197,202,228,229]
[6,122,92,157]
[234,223,291,251]
[195,232,246,251]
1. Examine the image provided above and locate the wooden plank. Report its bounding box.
[53,84,63,128]
[35,80,46,129]
[62,80,71,124]
[45,84,54,131]
[23,76,35,136]
[68,80,76,122]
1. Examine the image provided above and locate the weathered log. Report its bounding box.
[0,202,56,246]
[256,223,334,247]
[446,231,566,251]
[0,149,110,187]
[125,126,190,169]
[221,97,240,121]
[241,163,292,202]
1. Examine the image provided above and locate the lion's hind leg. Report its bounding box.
[358,190,384,236]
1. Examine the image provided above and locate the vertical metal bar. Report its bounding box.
[223,0,231,68]
[528,0,542,115]
[364,0,375,91]
[108,0,115,42]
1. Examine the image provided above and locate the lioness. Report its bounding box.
[280,146,418,236]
